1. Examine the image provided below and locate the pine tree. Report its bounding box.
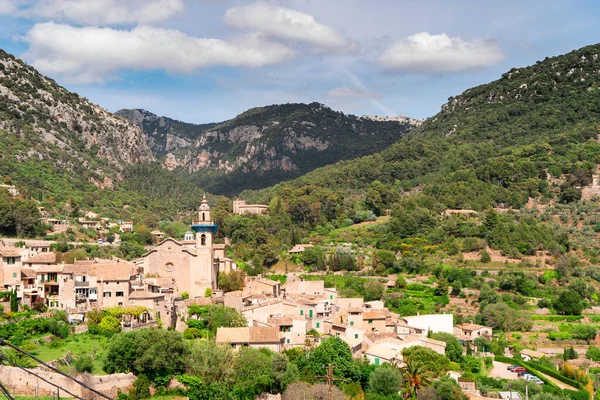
[10,288,18,312]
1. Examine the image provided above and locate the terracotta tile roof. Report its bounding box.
[457,323,488,331]
[129,291,164,299]
[268,317,293,326]
[249,326,281,343]
[90,263,135,281]
[183,297,214,306]
[364,332,398,343]
[216,327,250,343]
[63,264,90,274]
[363,310,387,320]
[35,264,65,273]
[216,326,282,344]
[0,247,22,257]
[21,268,36,278]
[26,252,56,264]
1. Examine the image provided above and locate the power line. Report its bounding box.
[0,380,14,400]
[0,338,112,400]
[0,355,83,400]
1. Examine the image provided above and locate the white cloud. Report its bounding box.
[328,86,379,99]
[23,23,295,83]
[379,32,504,73]
[0,0,14,14]
[1,0,183,25]
[225,1,356,52]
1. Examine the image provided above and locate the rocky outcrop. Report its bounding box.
[0,50,154,169]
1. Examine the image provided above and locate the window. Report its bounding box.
[329,294,333,299]
[350,321,354,326]
[118,302,123,306]
[354,334,358,339]
[368,319,373,324]
[375,358,380,366]
[316,322,320,328]
[309,310,313,318]
[300,310,304,315]
[12,272,16,278]
[286,339,290,344]
[201,234,206,246]
[116,291,124,297]
[5,257,15,265]
[103,292,111,297]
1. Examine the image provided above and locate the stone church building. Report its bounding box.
[140,196,234,298]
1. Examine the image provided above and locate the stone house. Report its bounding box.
[94,263,137,308]
[242,300,299,325]
[363,310,387,333]
[248,278,281,297]
[283,279,324,296]
[232,199,268,215]
[365,336,446,366]
[128,290,167,323]
[453,323,493,344]
[216,326,284,351]
[0,247,22,291]
[23,252,56,268]
[119,221,134,233]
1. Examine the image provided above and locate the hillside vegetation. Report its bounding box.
[246,44,600,212]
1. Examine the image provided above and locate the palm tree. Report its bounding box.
[400,358,433,399]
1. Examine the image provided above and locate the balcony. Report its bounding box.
[75,281,89,287]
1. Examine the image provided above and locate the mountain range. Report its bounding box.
[1,43,600,222]
[116,104,420,194]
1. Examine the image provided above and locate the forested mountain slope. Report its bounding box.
[245,43,600,213]
[118,103,420,195]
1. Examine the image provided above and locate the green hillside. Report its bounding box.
[245,44,600,212]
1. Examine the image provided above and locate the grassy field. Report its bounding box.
[32,334,109,375]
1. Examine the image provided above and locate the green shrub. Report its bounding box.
[183,328,203,340]
[74,355,93,373]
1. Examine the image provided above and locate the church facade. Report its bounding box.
[141,196,233,298]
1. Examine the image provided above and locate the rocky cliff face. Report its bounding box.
[0,49,154,174]
[119,103,420,194]
[115,108,215,157]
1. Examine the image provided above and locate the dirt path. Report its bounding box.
[537,372,577,391]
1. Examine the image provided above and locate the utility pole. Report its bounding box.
[315,364,342,400]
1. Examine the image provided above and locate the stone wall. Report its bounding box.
[0,365,135,398]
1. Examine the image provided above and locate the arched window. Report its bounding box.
[201,234,206,246]
[202,213,205,221]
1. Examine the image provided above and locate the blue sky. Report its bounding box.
[0,0,599,123]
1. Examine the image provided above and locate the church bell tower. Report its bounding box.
[190,195,218,292]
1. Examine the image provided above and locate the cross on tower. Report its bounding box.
[315,364,343,400]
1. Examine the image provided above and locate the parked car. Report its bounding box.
[513,367,527,373]
[507,365,520,370]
